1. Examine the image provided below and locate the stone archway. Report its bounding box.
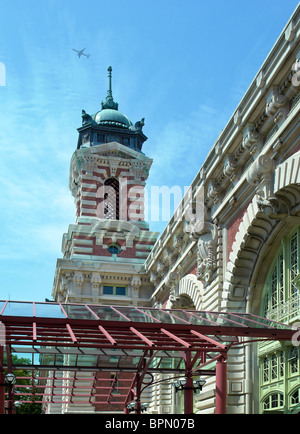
[167,274,203,310]
[223,151,300,314]
[221,151,300,414]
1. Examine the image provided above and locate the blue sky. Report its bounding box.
[0,0,299,302]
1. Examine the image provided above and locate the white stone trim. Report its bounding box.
[223,153,300,310]
[166,274,203,310]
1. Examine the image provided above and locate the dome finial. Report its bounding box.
[101,66,118,111]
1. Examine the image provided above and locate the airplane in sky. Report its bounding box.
[72,48,90,58]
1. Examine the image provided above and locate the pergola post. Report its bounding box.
[135,374,142,414]
[215,355,227,414]
[184,373,194,414]
[184,352,194,414]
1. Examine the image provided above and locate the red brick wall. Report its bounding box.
[187,263,197,276]
[227,203,249,257]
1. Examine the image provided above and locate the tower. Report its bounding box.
[52,67,159,307]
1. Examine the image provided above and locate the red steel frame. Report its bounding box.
[0,300,298,414]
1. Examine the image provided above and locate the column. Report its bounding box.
[134,374,141,415]
[184,374,194,414]
[184,352,194,414]
[215,355,227,414]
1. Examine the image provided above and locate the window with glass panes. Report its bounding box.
[263,228,300,321]
[263,393,284,411]
[102,285,127,296]
[259,227,300,413]
[291,388,300,406]
[261,351,285,385]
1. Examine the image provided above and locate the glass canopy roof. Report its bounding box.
[0,300,298,408]
[0,300,297,330]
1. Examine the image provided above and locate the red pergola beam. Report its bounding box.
[160,328,191,347]
[190,330,227,350]
[98,325,117,345]
[130,327,154,347]
[66,324,77,343]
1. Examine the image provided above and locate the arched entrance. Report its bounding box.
[223,151,300,413]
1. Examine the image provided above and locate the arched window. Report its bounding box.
[107,244,121,255]
[263,228,300,322]
[259,226,300,413]
[262,393,284,412]
[291,388,300,405]
[103,178,119,220]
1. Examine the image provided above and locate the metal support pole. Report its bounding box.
[184,352,194,414]
[184,374,194,414]
[215,355,227,414]
[7,387,13,415]
[134,400,141,415]
[135,374,141,415]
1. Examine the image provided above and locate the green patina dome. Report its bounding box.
[94,108,133,129]
[79,67,147,151]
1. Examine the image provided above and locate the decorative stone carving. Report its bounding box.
[256,70,266,89]
[184,204,206,241]
[184,207,218,283]
[162,248,178,267]
[130,160,145,181]
[168,274,202,310]
[265,87,287,117]
[242,124,261,151]
[207,180,222,202]
[223,154,238,178]
[72,271,84,296]
[150,271,158,285]
[169,293,195,310]
[257,191,289,219]
[156,261,166,277]
[173,233,185,251]
[196,222,218,282]
[214,140,222,155]
[85,157,96,176]
[130,275,142,297]
[165,271,178,289]
[234,109,242,125]
[91,272,102,297]
[246,154,275,187]
[108,157,121,177]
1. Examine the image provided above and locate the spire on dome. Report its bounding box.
[101,66,119,110]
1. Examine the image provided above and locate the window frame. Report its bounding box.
[262,227,300,320]
[102,285,127,296]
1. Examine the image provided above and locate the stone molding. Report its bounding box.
[167,274,203,310]
[184,205,218,284]
[223,152,300,310]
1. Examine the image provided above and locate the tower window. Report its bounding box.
[107,244,121,255]
[104,178,120,220]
